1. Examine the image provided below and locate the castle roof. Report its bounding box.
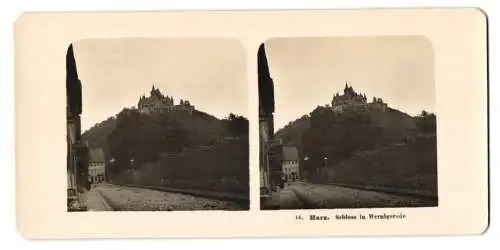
[331,83,369,106]
[138,85,175,107]
[343,82,357,95]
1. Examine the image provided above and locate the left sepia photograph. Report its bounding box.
[66,38,249,212]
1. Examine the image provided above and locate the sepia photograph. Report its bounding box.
[15,9,487,238]
[259,36,438,210]
[66,38,250,211]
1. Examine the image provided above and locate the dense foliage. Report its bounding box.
[83,107,249,193]
[301,107,381,172]
[416,110,437,134]
[223,113,250,137]
[106,108,190,175]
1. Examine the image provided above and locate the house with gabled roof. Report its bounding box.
[88,148,106,183]
[282,146,300,181]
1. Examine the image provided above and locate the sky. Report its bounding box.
[264,36,436,130]
[73,38,248,131]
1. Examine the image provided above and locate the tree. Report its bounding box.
[106,108,190,176]
[301,104,378,172]
[416,111,436,134]
[224,113,249,137]
[309,106,335,132]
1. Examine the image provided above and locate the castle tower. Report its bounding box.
[343,81,356,98]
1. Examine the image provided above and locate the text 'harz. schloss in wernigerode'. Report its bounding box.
[295,213,407,221]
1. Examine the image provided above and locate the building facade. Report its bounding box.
[331,83,388,113]
[66,44,90,211]
[66,44,90,192]
[138,86,195,115]
[258,43,281,201]
[282,146,300,181]
[331,83,367,113]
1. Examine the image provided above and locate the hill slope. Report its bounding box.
[104,108,249,196]
[275,104,437,197]
[82,108,248,178]
[81,116,117,160]
[275,114,310,155]
[81,109,225,159]
[307,135,438,197]
[275,106,418,165]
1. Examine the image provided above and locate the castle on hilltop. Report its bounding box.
[137,85,195,115]
[331,82,387,113]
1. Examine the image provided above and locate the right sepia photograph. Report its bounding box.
[259,36,438,210]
